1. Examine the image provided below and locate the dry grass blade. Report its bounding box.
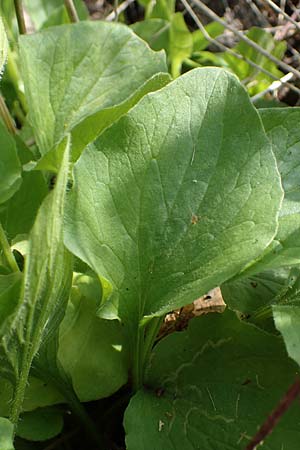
[264,0,300,32]
[191,0,300,78]
[106,0,135,21]
[181,0,300,97]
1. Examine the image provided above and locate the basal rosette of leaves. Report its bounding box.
[1,6,300,448]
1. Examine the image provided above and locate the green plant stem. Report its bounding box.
[64,0,80,23]
[132,327,144,392]
[13,0,27,34]
[132,317,163,391]
[0,95,17,135]
[142,317,163,377]
[0,222,20,272]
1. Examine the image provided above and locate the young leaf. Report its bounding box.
[0,417,14,450]
[65,68,282,377]
[19,21,168,158]
[124,311,300,450]
[221,267,291,315]
[16,407,64,441]
[0,121,22,204]
[131,19,170,52]
[169,13,193,78]
[273,305,300,367]
[58,274,129,401]
[0,136,72,425]
[0,170,48,240]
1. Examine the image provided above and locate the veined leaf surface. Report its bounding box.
[19,21,168,157]
[124,311,300,450]
[65,68,282,359]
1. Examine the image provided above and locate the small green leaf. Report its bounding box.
[58,274,129,401]
[0,272,22,330]
[0,170,48,240]
[0,121,22,204]
[124,311,300,450]
[131,19,170,52]
[192,21,224,52]
[169,13,193,78]
[0,417,14,450]
[0,15,8,76]
[273,305,300,367]
[221,267,291,315]
[0,137,72,425]
[16,407,64,441]
[19,22,168,158]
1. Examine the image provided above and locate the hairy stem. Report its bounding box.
[64,0,80,23]
[0,222,20,273]
[13,0,27,34]
[245,378,300,450]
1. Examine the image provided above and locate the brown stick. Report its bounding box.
[245,378,300,450]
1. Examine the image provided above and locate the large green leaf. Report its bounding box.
[0,121,22,204]
[124,311,300,450]
[246,108,300,271]
[58,273,129,401]
[0,418,14,450]
[65,68,282,377]
[0,14,8,75]
[19,21,168,158]
[0,137,72,425]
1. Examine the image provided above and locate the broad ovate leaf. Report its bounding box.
[0,137,72,425]
[0,121,22,204]
[19,21,168,158]
[0,15,8,76]
[125,311,300,450]
[65,68,282,354]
